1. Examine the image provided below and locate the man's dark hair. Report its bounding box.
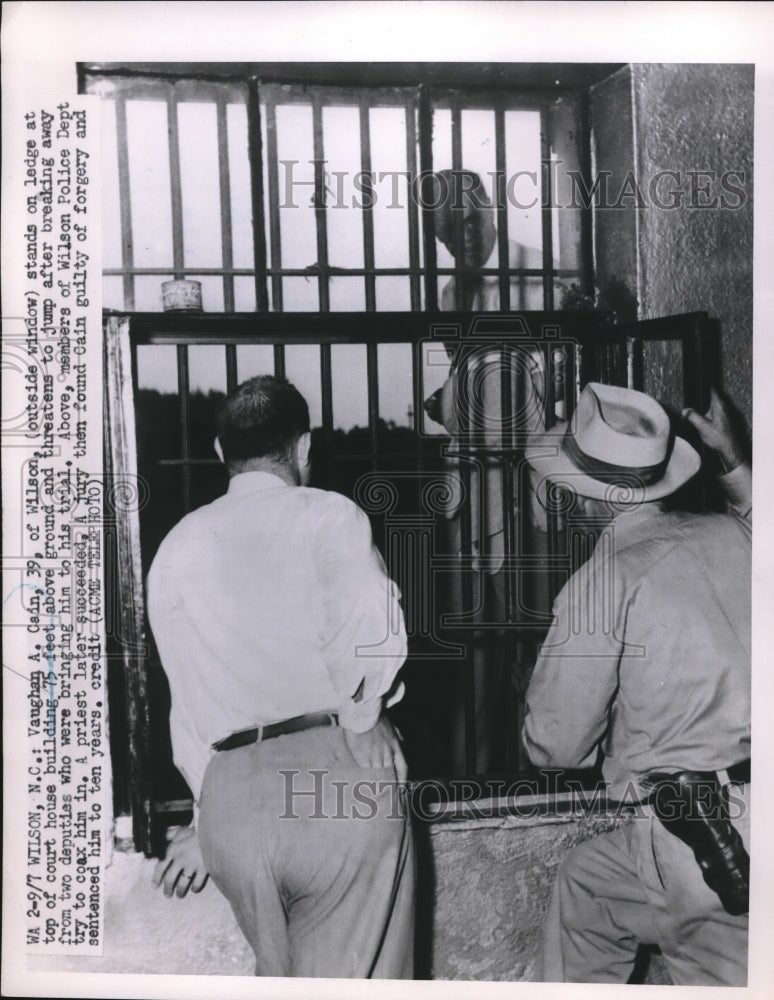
[216,375,310,465]
[431,169,492,246]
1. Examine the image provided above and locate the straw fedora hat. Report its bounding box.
[524,382,700,502]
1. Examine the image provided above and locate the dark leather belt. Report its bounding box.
[212,711,339,752]
[719,758,751,785]
[646,759,750,789]
[645,758,750,916]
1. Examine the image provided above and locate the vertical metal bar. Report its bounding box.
[166,90,185,279]
[552,345,567,422]
[264,97,284,311]
[405,96,422,311]
[546,503,563,610]
[412,342,424,438]
[494,106,511,312]
[225,344,238,393]
[320,344,334,432]
[418,86,438,312]
[682,314,714,512]
[320,343,333,490]
[311,96,330,313]
[273,344,286,380]
[450,105,465,311]
[565,339,578,420]
[542,342,555,431]
[500,346,514,622]
[115,96,135,310]
[499,335,518,774]
[359,101,377,313]
[216,98,235,312]
[177,345,192,513]
[682,316,713,413]
[448,97,476,768]
[247,80,271,312]
[511,638,527,771]
[412,341,425,491]
[457,350,477,775]
[576,334,598,390]
[367,342,380,469]
[540,105,555,310]
[409,343,425,532]
[543,341,563,603]
[627,337,644,391]
[104,317,155,854]
[578,92,596,298]
[129,339,139,397]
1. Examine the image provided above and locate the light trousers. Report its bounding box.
[541,785,750,985]
[198,725,415,978]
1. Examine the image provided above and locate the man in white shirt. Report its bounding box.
[431,168,549,312]
[147,375,414,978]
[423,169,553,772]
[424,169,558,564]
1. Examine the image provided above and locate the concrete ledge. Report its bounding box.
[29,794,670,982]
[419,794,626,980]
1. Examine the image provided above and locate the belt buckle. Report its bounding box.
[254,722,264,745]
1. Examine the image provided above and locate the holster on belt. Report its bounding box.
[645,770,749,916]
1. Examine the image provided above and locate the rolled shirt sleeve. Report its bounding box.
[315,495,408,733]
[718,462,752,522]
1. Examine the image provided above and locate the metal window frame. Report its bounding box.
[91,68,720,851]
[106,309,717,854]
[87,69,580,314]
[86,76,251,312]
[258,81,426,312]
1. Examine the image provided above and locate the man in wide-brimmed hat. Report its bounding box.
[522,383,751,986]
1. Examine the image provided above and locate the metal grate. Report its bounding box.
[106,309,716,853]
[85,70,586,314]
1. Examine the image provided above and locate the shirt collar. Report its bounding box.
[227,470,292,496]
[605,503,667,549]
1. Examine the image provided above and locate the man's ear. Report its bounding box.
[296,431,312,469]
[214,437,224,464]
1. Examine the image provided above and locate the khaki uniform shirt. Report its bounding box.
[523,466,752,800]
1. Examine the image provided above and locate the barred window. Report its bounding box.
[87,64,642,842]
[85,67,589,315]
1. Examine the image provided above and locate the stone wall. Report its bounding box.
[590,63,754,427]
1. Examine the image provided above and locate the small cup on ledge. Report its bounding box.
[162,279,203,312]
